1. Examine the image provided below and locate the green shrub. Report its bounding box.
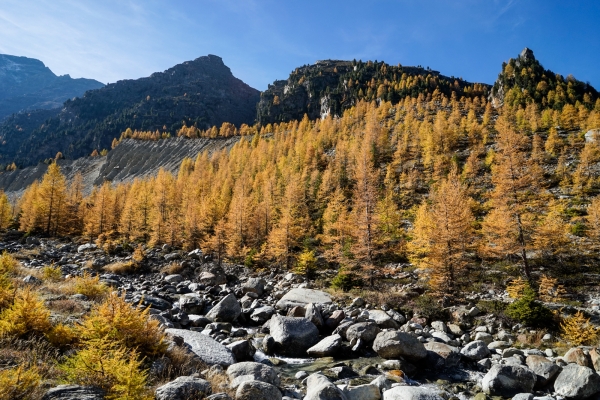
[331,271,356,291]
[414,294,449,321]
[42,265,62,281]
[506,287,554,327]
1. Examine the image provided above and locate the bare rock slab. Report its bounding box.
[166,328,236,366]
[275,288,331,310]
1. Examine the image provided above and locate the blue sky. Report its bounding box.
[0,0,598,90]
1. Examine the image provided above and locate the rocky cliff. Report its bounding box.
[0,55,259,168]
[257,59,490,125]
[0,54,104,120]
[0,136,241,195]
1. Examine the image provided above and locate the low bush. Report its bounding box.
[42,265,62,281]
[60,338,150,400]
[104,261,138,275]
[0,273,14,310]
[0,252,18,275]
[561,310,598,346]
[0,365,41,400]
[331,270,358,291]
[506,287,554,328]
[0,288,52,338]
[76,292,166,358]
[69,273,109,300]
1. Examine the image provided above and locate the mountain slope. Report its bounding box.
[257,59,490,125]
[0,55,259,167]
[490,48,598,109]
[0,54,104,120]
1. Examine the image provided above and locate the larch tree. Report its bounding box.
[586,196,600,253]
[37,163,67,236]
[408,167,474,297]
[83,181,114,239]
[320,186,351,265]
[266,176,309,268]
[0,191,12,230]
[481,115,541,279]
[350,140,381,286]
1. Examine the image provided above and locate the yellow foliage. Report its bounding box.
[561,311,598,346]
[0,365,41,400]
[76,292,166,358]
[132,245,145,263]
[538,275,566,302]
[0,251,18,275]
[295,249,317,276]
[60,338,150,400]
[0,273,14,310]
[103,261,138,275]
[46,323,77,348]
[507,277,529,299]
[69,273,109,301]
[42,264,62,281]
[0,288,52,338]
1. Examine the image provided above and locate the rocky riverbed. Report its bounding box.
[8,235,600,400]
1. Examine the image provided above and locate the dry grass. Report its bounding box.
[0,336,62,382]
[46,298,86,315]
[103,260,139,275]
[149,346,206,385]
[160,262,183,275]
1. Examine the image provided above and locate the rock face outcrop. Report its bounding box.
[0,54,104,121]
[0,54,259,167]
[0,136,241,195]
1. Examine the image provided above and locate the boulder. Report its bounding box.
[227,340,256,362]
[242,278,265,296]
[155,376,211,400]
[525,355,561,387]
[165,328,236,366]
[42,385,105,400]
[269,315,319,356]
[250,306,275,324]
[198,271,227,286]
[226,361,280,389]
[275,288,331,310]
[564,347,592,368]
[424,342,461,369]
[382,386,444,400]
[307,334,343,357]
[346,322,380,344]
[590,348,600,373]
[554,363,600,399]
[77,243,97,253]
[304,373,347,400]
[460,340,490,361]
[165,274,183,284]
[373,331,427,361]
[178,293,204,314]
[235,380,282,400]
[305,303,324,329]
[206,293,242,322]
[341,383,381,400]
[325,310,346,332]
[133,294,172,311]
[367,310,399,329]
[481,364,536,397]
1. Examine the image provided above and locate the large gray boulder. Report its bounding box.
[341,383,381,400]
[307,334,342,357]
[275,288,331,310]
[554,364,600,399]
[250,306,275,324]
[227,339,256,362]
[346,322,380,343]
[42,385,105,400]
[269,315,319,356]
[226,361,280,389]
[304,373,347,400]
[155,376,212,400]
[166,328,236,366]
[235,380,282,400]
[382,386,444,400]
[372,331,427,360]
[178,293,205,314]
[459,340,490,361]
[206,293,242,322]
[481,364,536,397]
[367,310,399,329]
[525,355,561,387]
[424,342,461,369]
[242,278,265,296]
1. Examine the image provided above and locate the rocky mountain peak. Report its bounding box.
[519,47,535,62]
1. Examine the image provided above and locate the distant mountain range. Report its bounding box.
[0,55,260,167]
[0,54,104,121]
[0,48,597,170]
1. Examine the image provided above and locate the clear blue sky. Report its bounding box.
[1,0,598,90]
